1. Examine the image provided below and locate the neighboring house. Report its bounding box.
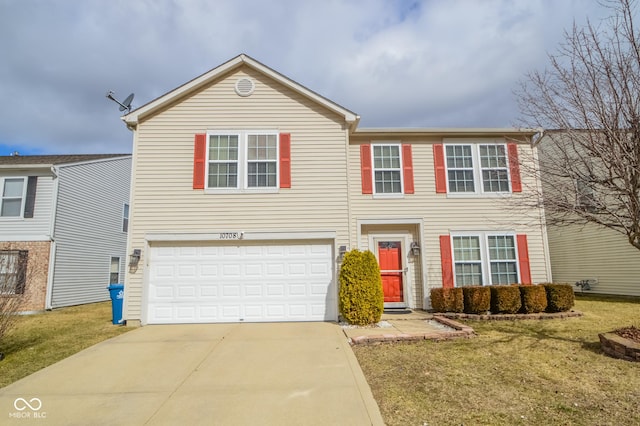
[120,54,552,326]
[538,132,640,297]
[546,223,640,297]
[0,154,131,312]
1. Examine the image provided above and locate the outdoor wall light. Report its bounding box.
[410,242,421,256]
[129,249,141,273]
[338,245,347,261]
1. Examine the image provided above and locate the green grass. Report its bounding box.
[0,302,132,388]
[353,295,640,426]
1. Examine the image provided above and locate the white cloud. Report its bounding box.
[0,0,612,154]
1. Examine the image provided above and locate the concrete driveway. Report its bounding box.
[0,323,383,425]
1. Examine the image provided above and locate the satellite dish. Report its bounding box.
[120,93,135,111]
[106,90,135,113]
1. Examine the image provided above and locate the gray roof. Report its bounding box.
[0,154,130,166]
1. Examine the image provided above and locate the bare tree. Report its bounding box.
[516,0,640,250]
[0,250,27,359]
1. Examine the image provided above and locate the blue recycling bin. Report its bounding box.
[107,283,124,325]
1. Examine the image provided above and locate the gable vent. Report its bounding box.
[235,78,255,97]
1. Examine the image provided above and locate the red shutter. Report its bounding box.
[508,143,522,193]
[433,144,447,193]
[360,144,373,194]
[193,134,206,189]
[402,144,414,194]
[517,234,532,284]
[440,235,454,288]
[280,133,291,188]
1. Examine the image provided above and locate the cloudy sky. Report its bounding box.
[0,0,612,155]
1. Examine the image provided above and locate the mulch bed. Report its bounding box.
[615,326,640,343]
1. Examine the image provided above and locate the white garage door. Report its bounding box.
[146,241,336,324]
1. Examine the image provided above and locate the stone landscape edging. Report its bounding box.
[348,316,476,345]
[434,310,583,321]
[599,332,640,362]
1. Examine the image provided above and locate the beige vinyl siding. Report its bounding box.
[547,223,640,297]
[349,137,550,307]
[125,67,350,320]
[0,170,54,241]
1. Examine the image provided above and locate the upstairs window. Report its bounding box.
[373,145,402,194]
[204,131,280,191]
[1,177,25,217]
[446,145,475,192]
[360,143,414,195]
[122,203,129,232]
[435,141,521,194]
[208,134,239,188]
[480,145,510,192]
[247,134,277,188]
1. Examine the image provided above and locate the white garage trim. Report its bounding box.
[145,231,337,242]
[143,239,336,324]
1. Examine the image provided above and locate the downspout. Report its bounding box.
[346,116,360,249]
[44,165,60,310]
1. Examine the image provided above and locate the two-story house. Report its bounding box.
[120,54,551,326]
[0,154,131,312]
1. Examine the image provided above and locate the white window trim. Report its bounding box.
[443,139,512,198]
[371,142,404,198]
[122,203,129,233]
[109,256,121,285]
[205,130,280,193]
[450,231,520,287]
[0,176,27,219]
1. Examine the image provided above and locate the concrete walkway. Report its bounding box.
[0,323,384,425]
[344,311,476,344]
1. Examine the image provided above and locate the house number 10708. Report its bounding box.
[219,232,240,240]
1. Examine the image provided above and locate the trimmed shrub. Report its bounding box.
[462,286,491,314]
[543,283,575,312]
[489,285,522,314]
[430,287,464,313]
[338,249,384,325]
[520,285,548,313]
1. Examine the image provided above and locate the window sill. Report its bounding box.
[372,193,405,199]
[204,188,280,195]
[445,192,513,199]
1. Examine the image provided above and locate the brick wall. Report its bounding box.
[0,241,51,312]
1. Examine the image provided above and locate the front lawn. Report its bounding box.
[0,302,131,388]
[353,295,640,425]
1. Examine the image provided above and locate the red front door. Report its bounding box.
[378,241,404,303]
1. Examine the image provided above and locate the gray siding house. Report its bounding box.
[0,154,131,312]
